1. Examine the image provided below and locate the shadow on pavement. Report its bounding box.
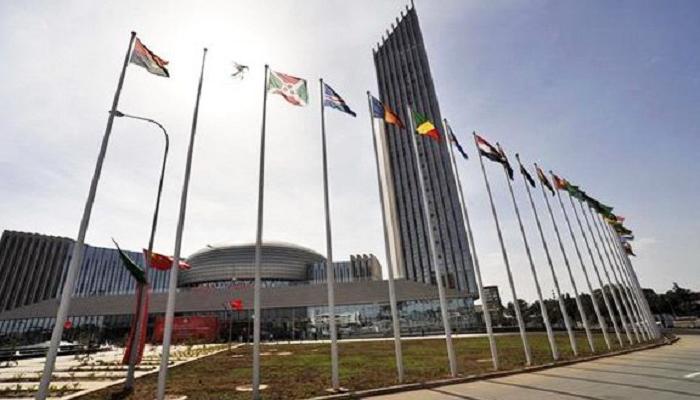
[565,365,700,384]
[484,380,605,400]
[533,372,700,398]
[429,388,482,400]
[593,359,696,373]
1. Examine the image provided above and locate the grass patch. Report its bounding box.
[78,333,641,400]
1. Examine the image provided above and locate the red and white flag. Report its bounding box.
[130,37,169,77]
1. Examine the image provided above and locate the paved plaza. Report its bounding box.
[367,335,700,400]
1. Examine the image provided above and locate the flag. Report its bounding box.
[413,111,440,141]
[114,240,147,284]
[622,241,636,256]
[496,143,514,180]
[63,320,73,330]
[552,173,568,190]
[621,233,635,241]
[475,134,503,163]
[447,124,468,160]
[145,249,191,271]
[130,38,169,77]
[229,298,244,311]
[370,96,404,128]
[231,62,248,79]
[518,157,536,188]
[536,165,555,195]
[323,82,356,116]
[267,70,308,106]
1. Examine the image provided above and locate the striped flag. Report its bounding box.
[323,83,356,116]
[370,95,404,128]
[130,38,169,77]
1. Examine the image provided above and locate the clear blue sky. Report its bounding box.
[0,0,697,302]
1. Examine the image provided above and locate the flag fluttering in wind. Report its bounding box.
[496,143,514,180]
[229,298,244,311]
[551,173,568,191]
[231,62,248,79]
[268,70,308,106]
[144,249,191,271]
[536,165,555,195]
[475,134,504,163]
[323,82,356,117]
[517,156,536,187]
[447,124,468,160]
[370,96,404,128]
[622,241,636,256]
[413,111,440,141]
[130,38,169,77]
[114,240,147,284]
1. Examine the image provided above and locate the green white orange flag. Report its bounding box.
[130,38,169,77]
[268,70,308,106]
[412,111,440,141]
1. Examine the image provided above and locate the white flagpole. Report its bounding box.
[599,215,648,341]
[588,207,638,344]
[156,47,207,400]
[532,163,578,356]
[474,134,532,366]
[408,106,457,377]
[367,92,404,382]
[251,64,270,400]
[560,189,612,349]
[579,201,629,346]
[507,152,558,361]
[444,120,498,371]
[609,227,659,339]
[551,173,611,350]
[36,31,137,400]
[535,168,595,353]
[319,79,340,391]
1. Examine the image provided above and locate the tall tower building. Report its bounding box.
[373,5,477,293]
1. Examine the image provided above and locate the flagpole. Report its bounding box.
[444,120,498,371]
[551,172,610,350]
[122,115,170,390]
[367,92,404,382]
[506,152,558,361]
[474,133,532,366]
[537,164,593,353]
[609,226,658,339]
[319,78,340,391]
[577,200,627,346]
[588,206,638,344]
[251,64,269,400]
[408,106,457,377]
[558,187,612,350]
[36,31,137,400]
[155,47,207,400]
[599,215,648,341]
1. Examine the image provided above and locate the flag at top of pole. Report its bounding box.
[370,96,404,128]
[323,82,356,116]
[268,70,308,106]
[130,37,169,77]
[446,123,468,160]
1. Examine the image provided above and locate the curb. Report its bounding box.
[310,336,679,400]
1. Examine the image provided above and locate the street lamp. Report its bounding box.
[111,110,169,391]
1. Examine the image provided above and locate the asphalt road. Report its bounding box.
[366,335,700,400]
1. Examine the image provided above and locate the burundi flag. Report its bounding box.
[517,157,536,188]
[114,240,147,284]
[447,124,468,160]
[370,96,404,128]
[413,111,440,141]
[323,82,356,116]
[268,70,308,106]
[536,164,555,195]
[130,38,169,77]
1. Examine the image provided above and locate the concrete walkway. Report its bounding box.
[366,335,700,400]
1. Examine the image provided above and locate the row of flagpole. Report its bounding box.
[36,30,661,399]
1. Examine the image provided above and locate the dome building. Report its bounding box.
[179,242,325,288]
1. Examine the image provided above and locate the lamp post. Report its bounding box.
[112,110,169,391]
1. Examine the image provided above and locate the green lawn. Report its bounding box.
[81,333,636,400]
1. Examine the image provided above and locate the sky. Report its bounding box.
[1,0,698,303]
